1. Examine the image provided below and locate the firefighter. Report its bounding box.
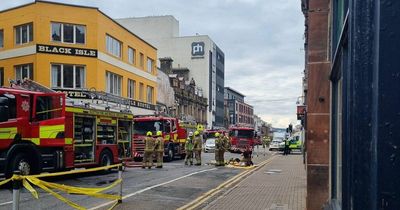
[241,145,253,166]
[185,132,194,165]
[142,131,155,169]
[215,132,226,166]
[155,131,164,168]
[193,130,202,166]
[223,132,231,151]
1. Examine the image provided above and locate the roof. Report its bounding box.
[0,0,157,50]
[0,87,63,96]
[224,87,245,98]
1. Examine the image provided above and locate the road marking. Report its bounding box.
[88,168,217,210]
[0,201,12,206]
[178,155,276,210]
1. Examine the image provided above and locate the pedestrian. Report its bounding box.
[185,132,194,165]
[215,132,226,166]
[154,131,164,168]
[193,130,202,166]
[284,138,290,155]
[142,131,155,169]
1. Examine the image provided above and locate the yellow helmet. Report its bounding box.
[156,131,162,136]
[194,131,200,136]
[146,131,153,136]
[215,132,220,137]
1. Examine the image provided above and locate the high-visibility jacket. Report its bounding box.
[185,137,194,151]
[155,137,164,152]
[193,136,202,151]
[144,137,156,152]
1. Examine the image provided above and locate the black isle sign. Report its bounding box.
[37,44,97,57]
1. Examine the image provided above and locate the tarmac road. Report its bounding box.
[0,148,272,210]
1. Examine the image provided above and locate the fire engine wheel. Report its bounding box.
[8,153,38,177]
[99,150,113,172]
[166,148,174,162]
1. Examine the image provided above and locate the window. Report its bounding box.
[0,30,3,48]
[0,68,3,86]
[139,53,144,67]
[15,23,33,45]
[35,95,63,121]
[15,64,33,80]
[139,82,144,101]
[127,79,135,99]
[51,23,86,44]
[147,85,153,104]
[0,93,17,121]
[128,47,135,64]
[147,58,154,73]
[51,64,85,89]
[106,35,121,58]
[106,72,122,96]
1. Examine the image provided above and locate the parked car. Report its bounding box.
[204,138,216,153]
[269,138,285,151]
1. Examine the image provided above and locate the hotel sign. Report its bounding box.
[37,44,97,58]
[52,88,155,110]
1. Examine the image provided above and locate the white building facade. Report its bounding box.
[118,16,225,128]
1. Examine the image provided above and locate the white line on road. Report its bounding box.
[0,201,12,206]
[88,168,217,210]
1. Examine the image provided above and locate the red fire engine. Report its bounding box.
[0,79,133,177]
[228,126,255,153]
[132,116,187,161]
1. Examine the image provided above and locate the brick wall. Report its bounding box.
[303,0,331,209]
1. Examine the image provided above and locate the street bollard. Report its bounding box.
[12,171,21,210]
[118,165,123,203]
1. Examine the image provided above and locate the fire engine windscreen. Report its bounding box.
[35,95,63,121]
[232,130,254,138]
[134,120,170,135]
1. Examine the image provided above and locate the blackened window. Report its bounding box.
[63,24,74,43]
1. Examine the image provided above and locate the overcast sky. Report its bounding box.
[1,0,304,128]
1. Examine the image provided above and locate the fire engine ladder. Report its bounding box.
[10,78,56,93]
[10,79,132,112]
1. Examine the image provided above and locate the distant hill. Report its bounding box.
[270,127,286,133]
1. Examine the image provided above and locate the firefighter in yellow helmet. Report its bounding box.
[185,131,194,165]
[193,130,202,165]
[214,132,226,166]
[142,131,155,169]
[154,131,164,168]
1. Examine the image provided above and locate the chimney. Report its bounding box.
[159,57,173,74]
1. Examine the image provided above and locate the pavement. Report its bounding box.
[202,152,306,210]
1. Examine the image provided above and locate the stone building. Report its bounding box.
[159,57,207,125]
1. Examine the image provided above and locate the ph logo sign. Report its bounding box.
[191,42,205,56]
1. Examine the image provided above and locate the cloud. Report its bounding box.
[0,0,304,128]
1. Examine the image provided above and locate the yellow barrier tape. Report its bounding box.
[23,179,38,199]
[27,176,85,210]
[0,164,123,210]
[32,163,121,178]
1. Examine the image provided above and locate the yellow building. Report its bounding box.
[0,1,157,114]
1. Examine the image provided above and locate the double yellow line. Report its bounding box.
[178,155,276,210]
